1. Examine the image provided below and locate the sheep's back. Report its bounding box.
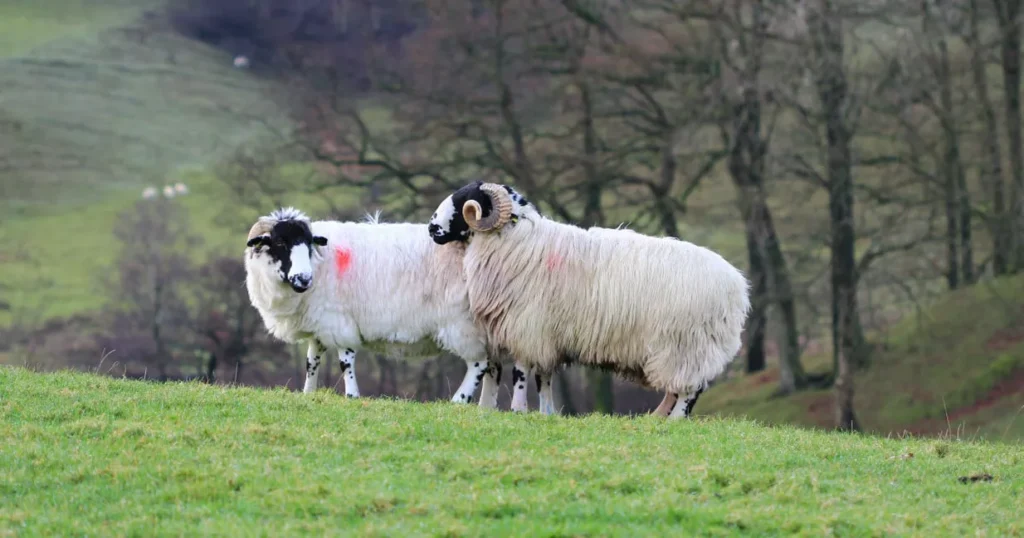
[467,220,749,383]
[306,221,473,347]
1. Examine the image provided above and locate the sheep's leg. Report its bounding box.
[535,371,556,415]
[338,348,360,398]
[477,362,501,409]
[668,387,705,419]
[451,360,489,404]
[653,392,678,417]
[510,363,530,413]
[302,340,327,393]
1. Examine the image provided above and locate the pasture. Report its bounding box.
[1,367,1022,536]
[0,0,291,323]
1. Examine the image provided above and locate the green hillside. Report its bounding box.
[700,275,1024,443]
[0,0,291,322]
[1,367,1022,536]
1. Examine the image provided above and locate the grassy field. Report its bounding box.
[0,0,296,323]
[0,0,149,56]
[700,275,1024,443]
[1,367,1022,537]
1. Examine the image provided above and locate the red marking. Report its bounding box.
[545,252,563,271]
[334,247,353,277]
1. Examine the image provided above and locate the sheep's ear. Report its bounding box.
[312,236,328,246]
[247,235,269,248]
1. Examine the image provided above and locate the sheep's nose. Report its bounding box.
[289,274,312,293]
[428,223,441,236]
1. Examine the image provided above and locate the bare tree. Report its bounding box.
[101,199,196,380]
[713,0,808,391]
[919,0,973,288]
[805,0,862,430]
[965,0,1010,275]
[992,0,1024,269]
[189,256,285,383]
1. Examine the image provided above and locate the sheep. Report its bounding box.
[141,186,158,200]
[244,207,502,407]
[427,181,751,418]
[174,182,189,195]
[162,185,175,198]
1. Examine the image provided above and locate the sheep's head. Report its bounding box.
[246,207,328,293]
[428,181,535,244]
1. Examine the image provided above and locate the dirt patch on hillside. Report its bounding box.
[804,393,835,427]
[752,370,778,387]
[903,369,1024,437]
[985,324,1024,352]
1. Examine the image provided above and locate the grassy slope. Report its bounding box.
[0,0,143,56]
[1,368,1022,537]
[700,275,1024,443]
[0,0,292,323]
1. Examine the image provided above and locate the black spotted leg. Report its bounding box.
[338,348,360,397]
[302,340,327,393]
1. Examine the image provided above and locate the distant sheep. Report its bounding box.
[245,207,502,407]
[428,182,751,418]
[162,185,175,198]
[174,182,189,195]
[141,186,158,200]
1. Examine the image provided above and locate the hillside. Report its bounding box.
[699,275,1024,443]
[1,368,1022,536]
[0,0,291,323]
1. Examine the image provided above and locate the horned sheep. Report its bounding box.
[244,207,501,407]
[427,182,751,418]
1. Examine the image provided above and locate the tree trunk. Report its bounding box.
[939,41,961,290]
[775,284,804,392]
[808,0,866,383]
[994,0,1024,270]
[735,184,807,390]
[744,226,768,374]
[959,169,975,284]
[970,0,1009,276]
[580,82,604,227]
[834,343,860,431]
[205,353,217,383]
[656,130,680,238]
[724,0,805,392]
[928,2,970,289]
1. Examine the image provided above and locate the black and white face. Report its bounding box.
[428,181,534,244]
[247,216,328,293]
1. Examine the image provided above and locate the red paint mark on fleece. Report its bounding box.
[334,247,353,278]
[545,252,563,272]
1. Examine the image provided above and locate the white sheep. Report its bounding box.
[141,186,158,200]
[162,185,175,198]
[245,207,502,407]
[428,182,751,418]
[174,182,189,195]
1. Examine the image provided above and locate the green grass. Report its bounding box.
[700,275,1024,443]
[0,0,151,56]
[0,0,301,324]
[2,367,1023,536]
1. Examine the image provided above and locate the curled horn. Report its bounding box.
[246,218,274,246]
[463,183,513,232]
